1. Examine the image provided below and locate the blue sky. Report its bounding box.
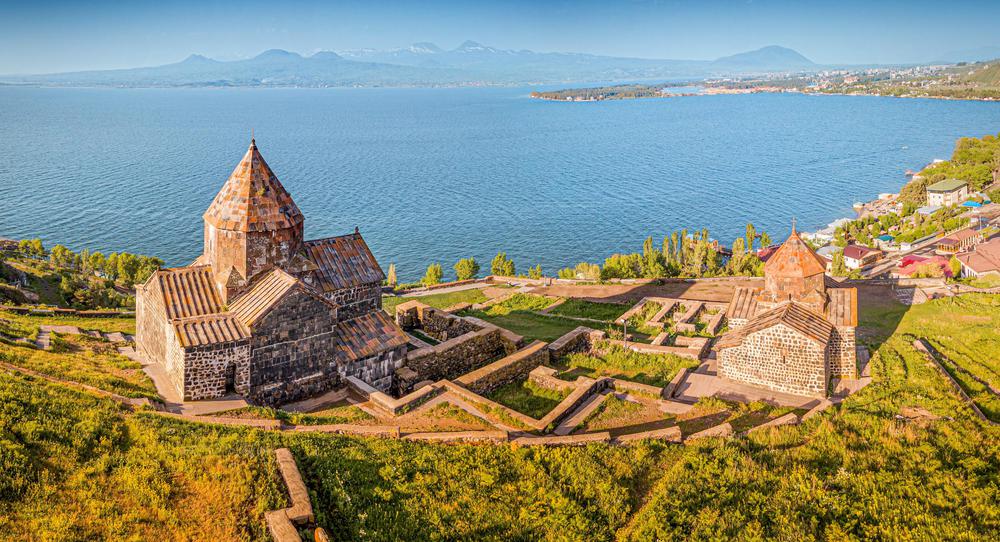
[2,0,999,73]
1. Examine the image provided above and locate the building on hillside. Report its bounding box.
[926,179,969,207]
[915,205,943,217]
[842,245,882,270]
[136,139,408,405]
[955,237,1000,278]
[934,228,984,256]
[718,227,858,398]
[893,255,952,278]
[875,234,895,250]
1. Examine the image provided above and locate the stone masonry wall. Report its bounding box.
[396,303,480,341]
[338,344,407,393]
[247,289,342,406]
[181,341,251,401]
[828,326,857,378]
[455,341,550,395]
[322,281,382,322]
[718,323,829,397]
[405,328,509,384]
[135,287,168,374]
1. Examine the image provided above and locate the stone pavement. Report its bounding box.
[673,360,825,409]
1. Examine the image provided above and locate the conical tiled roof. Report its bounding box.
[764,227,827,278]
[204,140,304,232]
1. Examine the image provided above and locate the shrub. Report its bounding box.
[453,257,480,281]
[490,252,515,277]
[421,263,443,286]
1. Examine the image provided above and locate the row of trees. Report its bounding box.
[15,238,163,288]
[384,252,547,289]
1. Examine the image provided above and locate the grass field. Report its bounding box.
[2,293,999,540]
[464,310,586,342]
[557,343,700,388]
[382,288,488,315]
[486,379,569,418]
[547,299,630,321]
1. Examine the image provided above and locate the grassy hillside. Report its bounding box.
[2,293,999,540]
[900,133,1000,204]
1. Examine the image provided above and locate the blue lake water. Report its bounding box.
[1,86,999,280]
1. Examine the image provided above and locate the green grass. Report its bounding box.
[0,309,135,335]
[382,288,488,315]
[965,274,1000,289]
[548,299,630,321]
[465,310,585,342]
[483,293,557,316]
[485,379,569,418]
[1,334,157,400]
[558,343,700,388]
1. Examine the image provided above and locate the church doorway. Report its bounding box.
[224,363,236,394]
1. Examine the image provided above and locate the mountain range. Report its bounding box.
[1,43,821,88]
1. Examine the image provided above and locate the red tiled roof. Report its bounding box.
[842,245,880,260]
[149,266,224,320]
[727,286,760,320]
[717,301,834,349]
[764,230,828,277]
[172,314,249,348]
[303,233,385,291]
[203,140,304,233]
[332,310,408,361]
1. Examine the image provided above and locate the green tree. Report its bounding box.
[454,257,480,281]
[117,253,141,287]
[491,252,515,277]
[528,265,543,279]
[949,256,963,278]
[104,253,120,281]
[89,252,106,276]
[745,223,757,253]
[831,251,848,277]
[760,232,772,249]
[422,263,443,286]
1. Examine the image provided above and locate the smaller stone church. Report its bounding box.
[136,139,409,405]
[717,227,858,398]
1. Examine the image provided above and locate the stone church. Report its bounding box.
[136,139,408,405]
[717,227,858,398]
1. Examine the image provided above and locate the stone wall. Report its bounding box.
[337,345,406,393]
[135,287,168,377]
[247,289,342,405]
[455,341,550,395]
[323,281,382,322]
[828,326,857,378]
[403,328,511,387]
[395,302,480,341]
[547,326,605,361]
[181,341,251,401]
[718,323,829,397]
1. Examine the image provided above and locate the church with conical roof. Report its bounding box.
[717,226,858,398]
[136,140,408,404]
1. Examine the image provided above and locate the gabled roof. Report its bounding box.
[842,245,880,260]
[717,301,834,349]
[229,268,335,327]
[172,313,249,348]
[764,229,828,278]
[302,232,385,291]
[203,140,304,233]
[332,311,408,361]
[956,237,1000,274]
[148,266,224,320]
[727,286,760,320]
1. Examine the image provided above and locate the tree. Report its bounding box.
[949,256,963,278]
[760,232,772,249]
[528,265,543,279]
[745,223,757,253]
[422,263,443,286]
[386,263,397,287]
[117,253,141,287]
[454,257,480,281]
[831,251,848,277]
[89,252,106,276]
[491,252,515,277]
[49,244,73,268]
[104,253,120,281]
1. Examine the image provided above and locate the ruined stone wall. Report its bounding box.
[181,341,251,401]
[828,326,857,378]
[547,327,605,361]
[322,282,381,321]
[404,328,509,384]
[718,323,829,397]
[164,331,187,397]
[246,289,342,405]
[455,341,550,395]
[395,303,481,340]
[337,345,407,393]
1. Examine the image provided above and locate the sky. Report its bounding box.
[2,0,999,74]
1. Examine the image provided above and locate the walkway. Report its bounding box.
[118,345,248,415]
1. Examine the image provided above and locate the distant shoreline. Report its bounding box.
[531,87,1000,103]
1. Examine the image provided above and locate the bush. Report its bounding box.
[490,252,515,277]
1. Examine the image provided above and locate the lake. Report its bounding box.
[1,86,999,280]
